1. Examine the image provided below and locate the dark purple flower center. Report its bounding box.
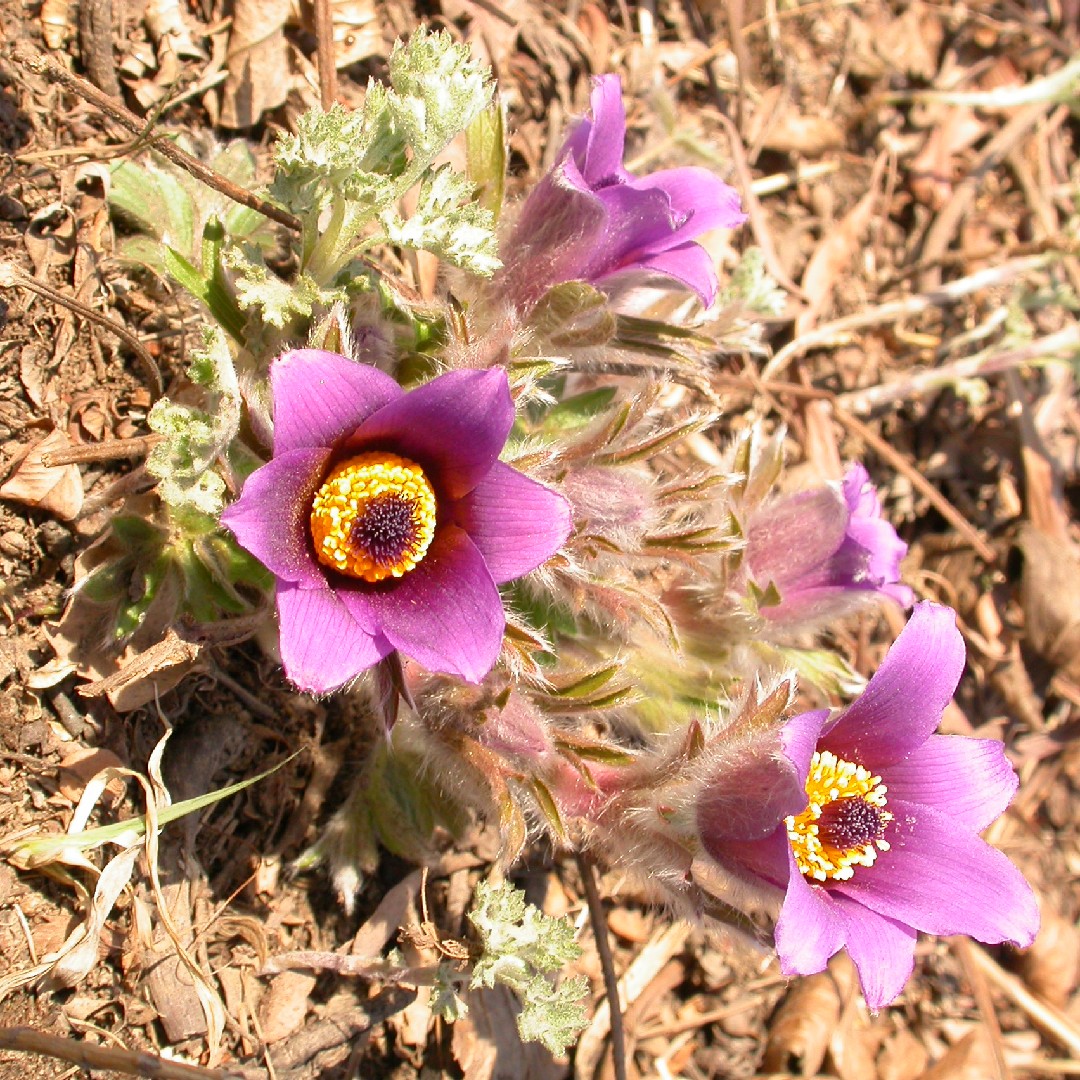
[309,451,437,583]
[350,494,421,567]
[817,797,888,853]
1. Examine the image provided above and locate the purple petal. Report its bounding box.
[883,734,1019,832]
[747,487,848,592]
[824,602,966,768]
[618,243,720,307]
[829,894,917,1010]
[369,525,505,683]
[271,350,402,455]
[632,166,747,233]
[780,709,831,784]
[349,368,514,499]
[220,447,330,588]
[696,740,807,845]
[702,828,791,891]
[570,75,627,184]
[276,581,393,694]
[775,861,846,976]
[842,465,910,588]
[835,799,1039,946]
[455,463,572,584]
[499,165,609,309]
[592,182,686,263]
[332,584,383,635]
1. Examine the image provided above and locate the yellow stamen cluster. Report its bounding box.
[309,451,437,583]
[786,750,893,882]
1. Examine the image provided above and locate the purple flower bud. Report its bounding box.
[745,463,914,629]
[499,75,746,311]
[221,351,572,693]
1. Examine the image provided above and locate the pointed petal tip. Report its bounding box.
[270,349,402,454]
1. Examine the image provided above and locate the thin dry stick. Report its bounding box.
[918,101,1058,293]
[712,110,808,303]
[576,853,628,1080]
[40,435,162,468]
[0,1028,259,1080]
[313,0,338,111]
[965,944,1080,1059]
[953,937,1012,1080]
[833,405,998,564]
[12,43,302,235]
[761,253,1057,380]
[0,261,163,398]
[836,324,1080,415]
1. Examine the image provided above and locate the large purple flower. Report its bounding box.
[501,75,746,310]
[745,463,914,628]
[699,602,1039,1009]
[221,350,572,694]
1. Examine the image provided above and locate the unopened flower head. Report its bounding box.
[745,462,913,630]
[700,601,1039,1008]
[500,75,746,311]
[221,350,572,693]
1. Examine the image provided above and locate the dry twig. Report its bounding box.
[12,44,302,235]
[576,853,629,1080]
[0,260,163,398]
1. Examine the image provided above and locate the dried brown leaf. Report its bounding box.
[259,970,318,1043]
[759,111,844,157]
[909,108,988,210]
[452,984,568,1080]
[75,628,202,711]
[795,155,886,336]
[0,429,84,520]
[878,1029,930,1080]
[1016,904,1080,1008]
[915,1028,997,1080]
[1014,524,1080,683]
[218,0,291,128]
[57,746,127,804]
[19,343,56,410]
[763,971,841,1075]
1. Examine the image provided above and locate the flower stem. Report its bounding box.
[576,852,628,1080]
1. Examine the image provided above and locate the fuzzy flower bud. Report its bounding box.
[744,463,913,630]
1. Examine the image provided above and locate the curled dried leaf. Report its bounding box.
[763,971,840,1075]
[0,430,84,520]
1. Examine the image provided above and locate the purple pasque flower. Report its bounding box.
[700,602,1039,1009]
[501,75,746,310]
[745,463,914,628]
[221,350,572,694]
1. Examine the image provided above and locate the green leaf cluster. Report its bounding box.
[109,138,277,272]
[465,880,588,1057]
[145,328,240,516]
[269,27,499,287]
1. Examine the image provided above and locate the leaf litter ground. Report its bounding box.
[0,0,1079,1077]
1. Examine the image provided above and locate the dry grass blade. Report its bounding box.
[0,1027,261,1079]
[761,254,1058,380]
